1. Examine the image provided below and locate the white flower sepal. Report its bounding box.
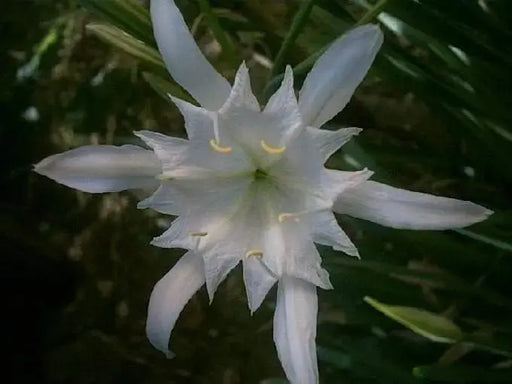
[35,1,492,383]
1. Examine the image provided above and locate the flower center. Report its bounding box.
[254,168,268,180]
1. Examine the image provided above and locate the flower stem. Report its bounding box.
[355,0,389,26]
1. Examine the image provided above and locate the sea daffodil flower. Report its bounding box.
[35,0,492,382]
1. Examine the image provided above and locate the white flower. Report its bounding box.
[35,0,492,382]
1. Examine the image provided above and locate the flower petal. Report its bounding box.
[135,130,188,172]
[321,168,374,202]
[219,61,260,113]
[150,0,231,110]
[267,219,333,290]
[243,257,277,313]
[146,251,205,357]
[34,145,160,193]
[334,180,493,230]
[298,25,383,127]
[142,176,252,217]
[306,126,362,162]
[170,96,215,142]
[308,211,359,257]
[273,276,319,384]
[167,97,253,177]
[264,65,302,140]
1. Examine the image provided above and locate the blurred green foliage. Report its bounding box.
[2,0,511,383]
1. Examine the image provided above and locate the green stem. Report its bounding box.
[355,0,389,26]
[268,0,316,84]
[197,0,236,62]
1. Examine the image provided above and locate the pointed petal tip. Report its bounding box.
[335,181,493,230]
[145,252,205,359]
[284,64,294,81]
[150,0,231,109]
[33,157,49,176]
[351,127,363,135]
[337,245,360,259]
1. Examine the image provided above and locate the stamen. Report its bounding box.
[278,213,300,223]
[209,139,232,154]
[190,232,208,237]
[246,249,263,259]
[261,140,286,155]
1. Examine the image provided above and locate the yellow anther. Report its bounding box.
[260,140,286,155]
[246,249,263,259]
[190,232,208,237]
[209,139,232,154]
[278,213,300,223]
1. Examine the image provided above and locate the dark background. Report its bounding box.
[2,0,512,383]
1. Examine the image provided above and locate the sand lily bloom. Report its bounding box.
[35,0,492,382]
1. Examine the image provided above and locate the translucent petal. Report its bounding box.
[141,176,252,217]
[170,96,214,142]
[34,145,160,193]
[150,0,231,110]
[135,130,188,172]
[262,218,332,290]
[334,180,493,230]
[322,168,374,202]
[305,126,362,162]
[219,62,260,114]
[308,211,359,257]
[168,97,254,176]
[264,65,302,141]
[243,256,277,313]
[299,25,383,127]
[146,251,205,357]
[281,221,333,290]
[273,276,319,384]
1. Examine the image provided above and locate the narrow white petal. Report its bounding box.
[150,0,231,110]
[321,168,374,202]
[146,251,205,357]
[309,211,359,257]
[306,126,362,162]
[219,62,260,113]
[265,65,295,115]
[273,276,319,384]
[202,244,241,302]
[142,176,252,217]
[277,220,333,290]
[150,215,195,248]
[264,65,302,142]
[170,96,214,142]
[34,145,160,193]
[243,256,277,313]
[165,97,254,176]
[299,25,383,127]
[135,130,188,172]
[284,236,333,290]
[334,180,493,230]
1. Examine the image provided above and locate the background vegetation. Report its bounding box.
[2,0,511,383]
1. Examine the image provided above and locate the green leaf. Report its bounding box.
[17,25,60,80]
[86,23,165,71]
[79,0,154,44]
[364,297,464,343]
